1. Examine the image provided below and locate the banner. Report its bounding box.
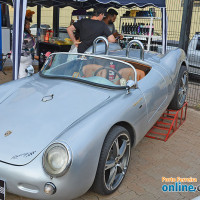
[12,0,27,80]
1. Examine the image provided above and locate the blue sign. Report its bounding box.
[0,4,2,71]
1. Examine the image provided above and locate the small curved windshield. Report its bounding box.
[41,53,136,88]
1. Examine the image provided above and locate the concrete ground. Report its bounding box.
[1,69,200,200]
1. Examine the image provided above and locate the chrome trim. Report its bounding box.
[126,40,144,60]
[44,182,56,195]
[104,133,131,191]
[178,71,188,106]
[42,142,72,178]
[126,80,137,95]
[42,52,138,86]
[92,36,109,55]
[25,65,34,76]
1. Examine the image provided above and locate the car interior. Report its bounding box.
[81,60,151,83]
[42,54,152,86]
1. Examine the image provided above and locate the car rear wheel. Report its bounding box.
[92,125,131,195]
[169,65,188,110]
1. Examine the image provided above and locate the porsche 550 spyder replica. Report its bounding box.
[0,38,188,200]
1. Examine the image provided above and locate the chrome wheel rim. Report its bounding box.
[178,72,188,106]
[104,133,130,191]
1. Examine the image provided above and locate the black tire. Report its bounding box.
[168,65,188,110]
[92,125,131,195]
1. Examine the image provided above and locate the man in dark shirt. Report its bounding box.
[67,7,116,53]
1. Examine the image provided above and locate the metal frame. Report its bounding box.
[119,16,161,52]
[92,36,109,55]
[126,40,144,60]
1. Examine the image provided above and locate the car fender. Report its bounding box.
[57,88,148,194]
[160,48,187,86]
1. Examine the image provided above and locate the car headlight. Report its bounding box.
[43,143,72,177]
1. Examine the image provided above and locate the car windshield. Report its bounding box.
[41,53,136,88]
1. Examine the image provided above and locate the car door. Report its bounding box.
[137,67,169,128]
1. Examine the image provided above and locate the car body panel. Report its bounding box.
[187,34,200,68]
[137,68,168,124]
[187,33,200,75]
[0,75,113,165]
[0,45,187,200]
[158,34,200,75]
[0,87,148,200]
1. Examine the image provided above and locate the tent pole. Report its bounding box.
[37,5,41,56]
[12,0,27,80]
[37,5,41,34]
[161,7,167,54]
[53,6,59,37]
[179,0,194,54]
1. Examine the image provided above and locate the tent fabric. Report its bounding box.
[83,0,166,8]
[0,0,165,8]
[12,0,27,80]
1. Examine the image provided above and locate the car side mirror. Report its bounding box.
[126,80,137,94]
[25,65,34,77]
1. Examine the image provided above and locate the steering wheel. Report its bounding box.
[93,67,122,81]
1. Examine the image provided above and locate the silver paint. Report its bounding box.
[0,43,187,200]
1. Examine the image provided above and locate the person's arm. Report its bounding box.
[113,31,123,40]
[67,25,81,47]
[103,23,116,43]
[112,24,123,39]
[108,34,116,43]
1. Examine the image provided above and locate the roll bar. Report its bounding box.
[126,40,144,60]
[92,36,109,55]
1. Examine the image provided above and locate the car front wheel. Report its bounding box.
[93,125,131,195]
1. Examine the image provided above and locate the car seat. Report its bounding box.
[82,64,106,78]
[118,68,145,81]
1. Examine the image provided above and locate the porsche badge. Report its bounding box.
[4,131,12,137]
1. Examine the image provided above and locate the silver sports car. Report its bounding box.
[0,38,188,200]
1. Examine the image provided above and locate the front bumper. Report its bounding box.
[0,152,93,200]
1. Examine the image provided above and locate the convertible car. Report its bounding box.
[0,38,188,200]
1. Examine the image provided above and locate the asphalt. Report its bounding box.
[1,68,200,200]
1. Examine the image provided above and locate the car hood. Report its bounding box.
[0,76,110,165]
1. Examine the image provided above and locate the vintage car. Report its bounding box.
[0,38,188,200]
[187,32,200,76]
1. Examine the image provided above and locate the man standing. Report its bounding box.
[67,7,116,53]
[103,8,123,40]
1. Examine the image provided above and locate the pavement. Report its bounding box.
[1,68,200,200]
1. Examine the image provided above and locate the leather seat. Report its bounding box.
[136,69,145,81]
[118,68,145,82]
[82,65,145,85]
[82,64,106,78]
